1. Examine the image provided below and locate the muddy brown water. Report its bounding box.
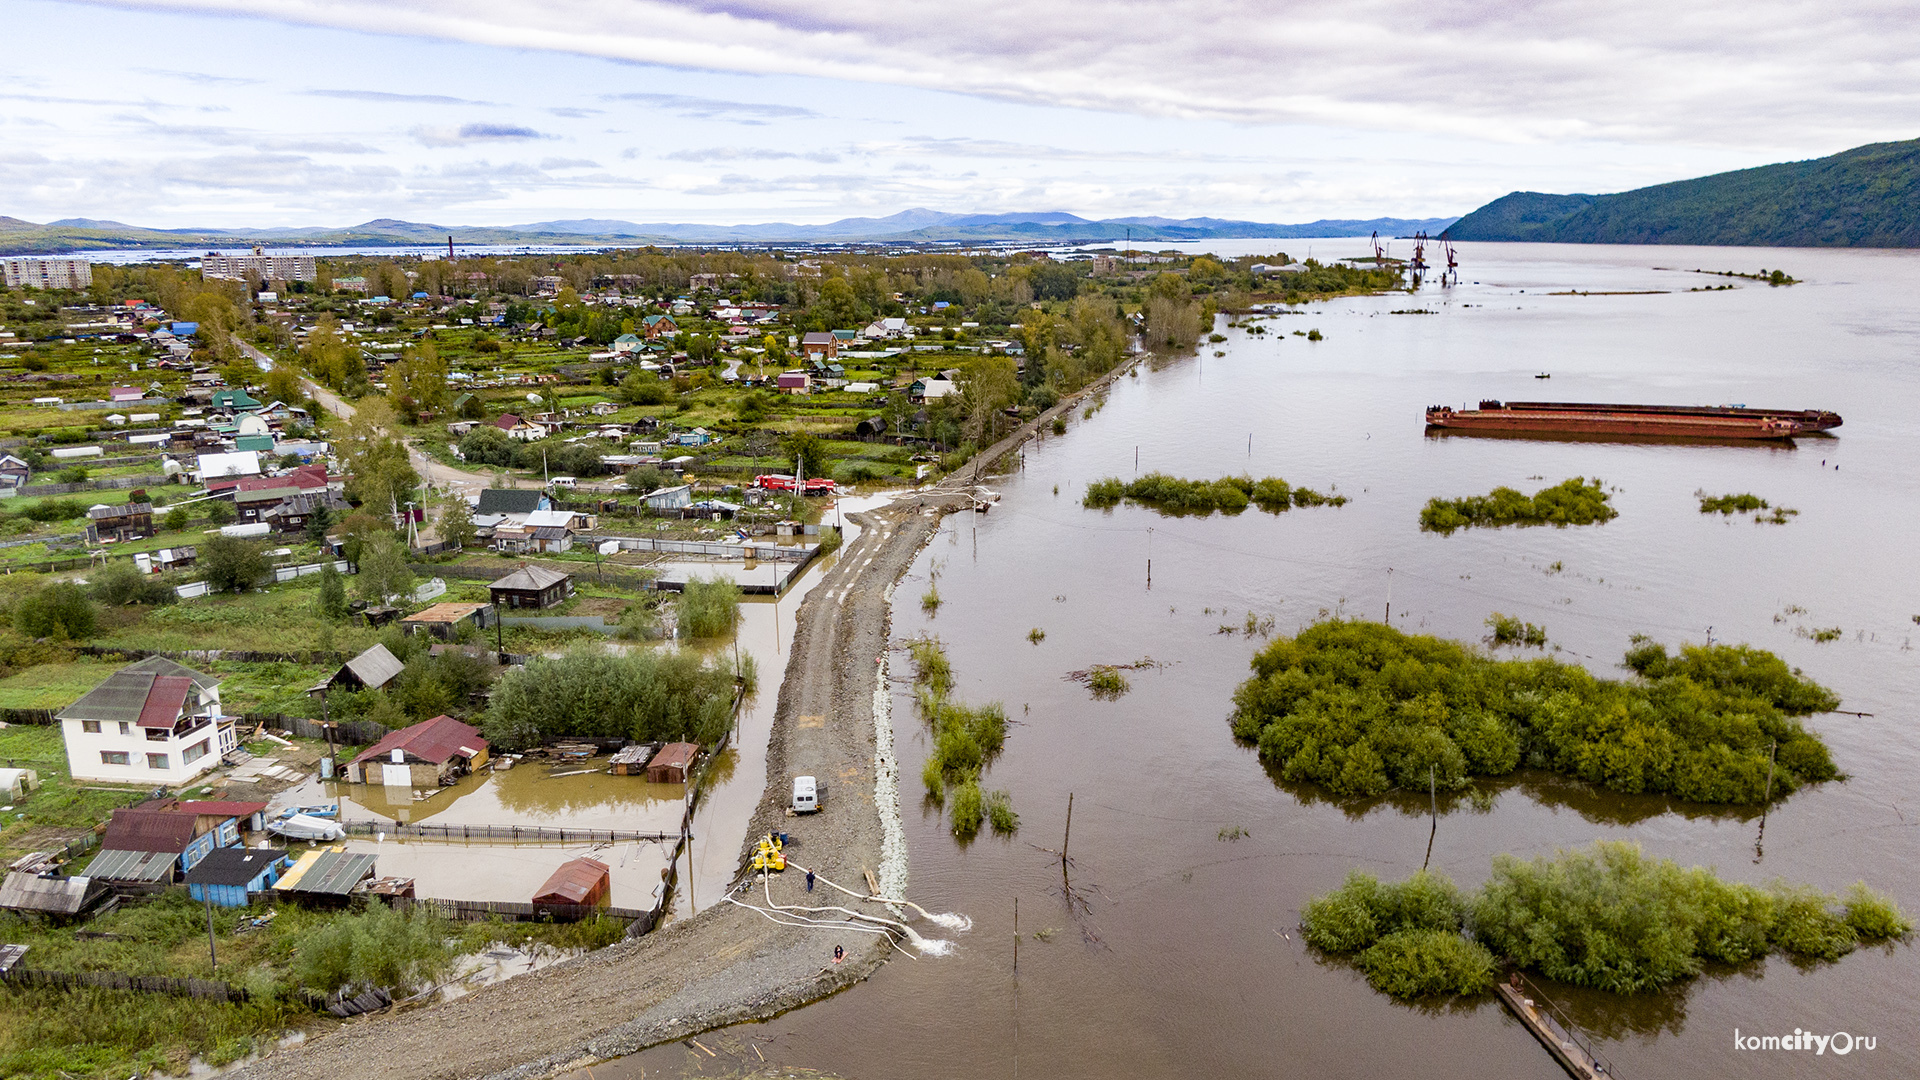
[583,241,1920,1080]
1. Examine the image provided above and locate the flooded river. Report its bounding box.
[589,241,1920,1080]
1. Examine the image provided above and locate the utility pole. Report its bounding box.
[204,892,218,971]
[1385,567,1393,623]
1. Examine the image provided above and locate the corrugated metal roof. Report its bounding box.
[477,489,544,515]
[342,644,405,690]
[348,714,488,767]
[101,809,198,854]
[184,848,287,886]
[86,848,178,882]
[57,657,218,724]
[532,857,609,905]
[403,602,488,624]
[172,800,268,819]
[137,675,192,730]
[489,564,571,592]
[276,849,377,895]
[650,742,699,772]
[0,871,107,914]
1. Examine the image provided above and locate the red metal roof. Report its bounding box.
[172,801,268,818]
[649,742,699,772]
[349,714,488,767]
[532,856,610,906]
[101,809,199,854]
[137,675,192,730]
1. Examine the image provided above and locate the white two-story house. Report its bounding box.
[56,657,236,786]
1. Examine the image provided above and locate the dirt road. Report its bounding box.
[231,335,495,491]
[231,497,961,1080]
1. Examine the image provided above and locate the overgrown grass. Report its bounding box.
[949,779,984,838]
[1304,843,1911,1000]
[1084,473,1345,516]
[1419,477,1617,533]
[1231,620,1838,804]
[0,723,150,858]
[985,789,1018,834]
[0,660,114,709]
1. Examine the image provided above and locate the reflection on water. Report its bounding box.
[559,240,1920,1080]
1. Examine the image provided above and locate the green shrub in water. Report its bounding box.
[678,573,741,638]
[1420,477,1616,533]
[1842,882,1914,942]
[986,789,1019,835]
[1307,843,1910,1001]
[1357,929,1498,998]
[1232,620,1837,804]
[1082,473,1345,516]
[949,779,985,838]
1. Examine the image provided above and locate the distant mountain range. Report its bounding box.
[0,209,1460,255]
[1448,138,1920,247]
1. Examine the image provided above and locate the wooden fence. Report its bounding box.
[338,820,680,845]
[1,968,250,1002]
[378,894,661,932]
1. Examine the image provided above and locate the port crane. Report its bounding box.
[1409,230,1429,287]
[1441,233,1459,287]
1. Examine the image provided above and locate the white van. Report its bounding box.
[791,775,818,813]
[549,476,577,488]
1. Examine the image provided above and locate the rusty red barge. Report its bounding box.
[1425,400,1843,440]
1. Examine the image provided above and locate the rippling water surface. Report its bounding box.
[592,240,1920,1080]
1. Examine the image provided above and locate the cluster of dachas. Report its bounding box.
[1419,476,1617,533]
[1302,842,1910,1000]
[1231,620,1837,804]
[1084,473,1345,516]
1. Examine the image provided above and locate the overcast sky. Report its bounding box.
[2,0,1913,228]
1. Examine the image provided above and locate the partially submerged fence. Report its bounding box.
[338,819,680,845]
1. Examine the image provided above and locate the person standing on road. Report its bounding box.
[806,869,816,892]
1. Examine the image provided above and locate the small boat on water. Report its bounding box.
[276,803,339,819]
[1426,399,1841,440]
[268,813,346,842]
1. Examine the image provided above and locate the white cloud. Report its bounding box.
[88,0,1920,148]
[410,122,552,146]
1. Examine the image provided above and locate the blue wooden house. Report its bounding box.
[184,848,292,908]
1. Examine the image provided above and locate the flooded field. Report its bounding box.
[588,241,1920,1080]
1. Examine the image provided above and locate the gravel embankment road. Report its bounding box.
[232,500,958,1080]
[230,341,1131,1080]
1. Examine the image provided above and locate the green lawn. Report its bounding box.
[0,660,113,710]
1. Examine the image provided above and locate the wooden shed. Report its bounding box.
[488,564,574,610]
[0,871,109,919]
[608,743,658,775]
[184,848,291,908]
[532,856,610,908]
[647,742,699,783]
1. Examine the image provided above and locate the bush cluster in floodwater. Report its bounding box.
[908,637,1016,838]
[1303,842,1911,1001]
[1230,620,1839,804]
[1698,490,1798,524]
[1484,612,1547,648]
[485,644,746,750]
[1419,477,1616,533]
[1084,473,1346,516]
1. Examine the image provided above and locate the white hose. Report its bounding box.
[783,858,973,932]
